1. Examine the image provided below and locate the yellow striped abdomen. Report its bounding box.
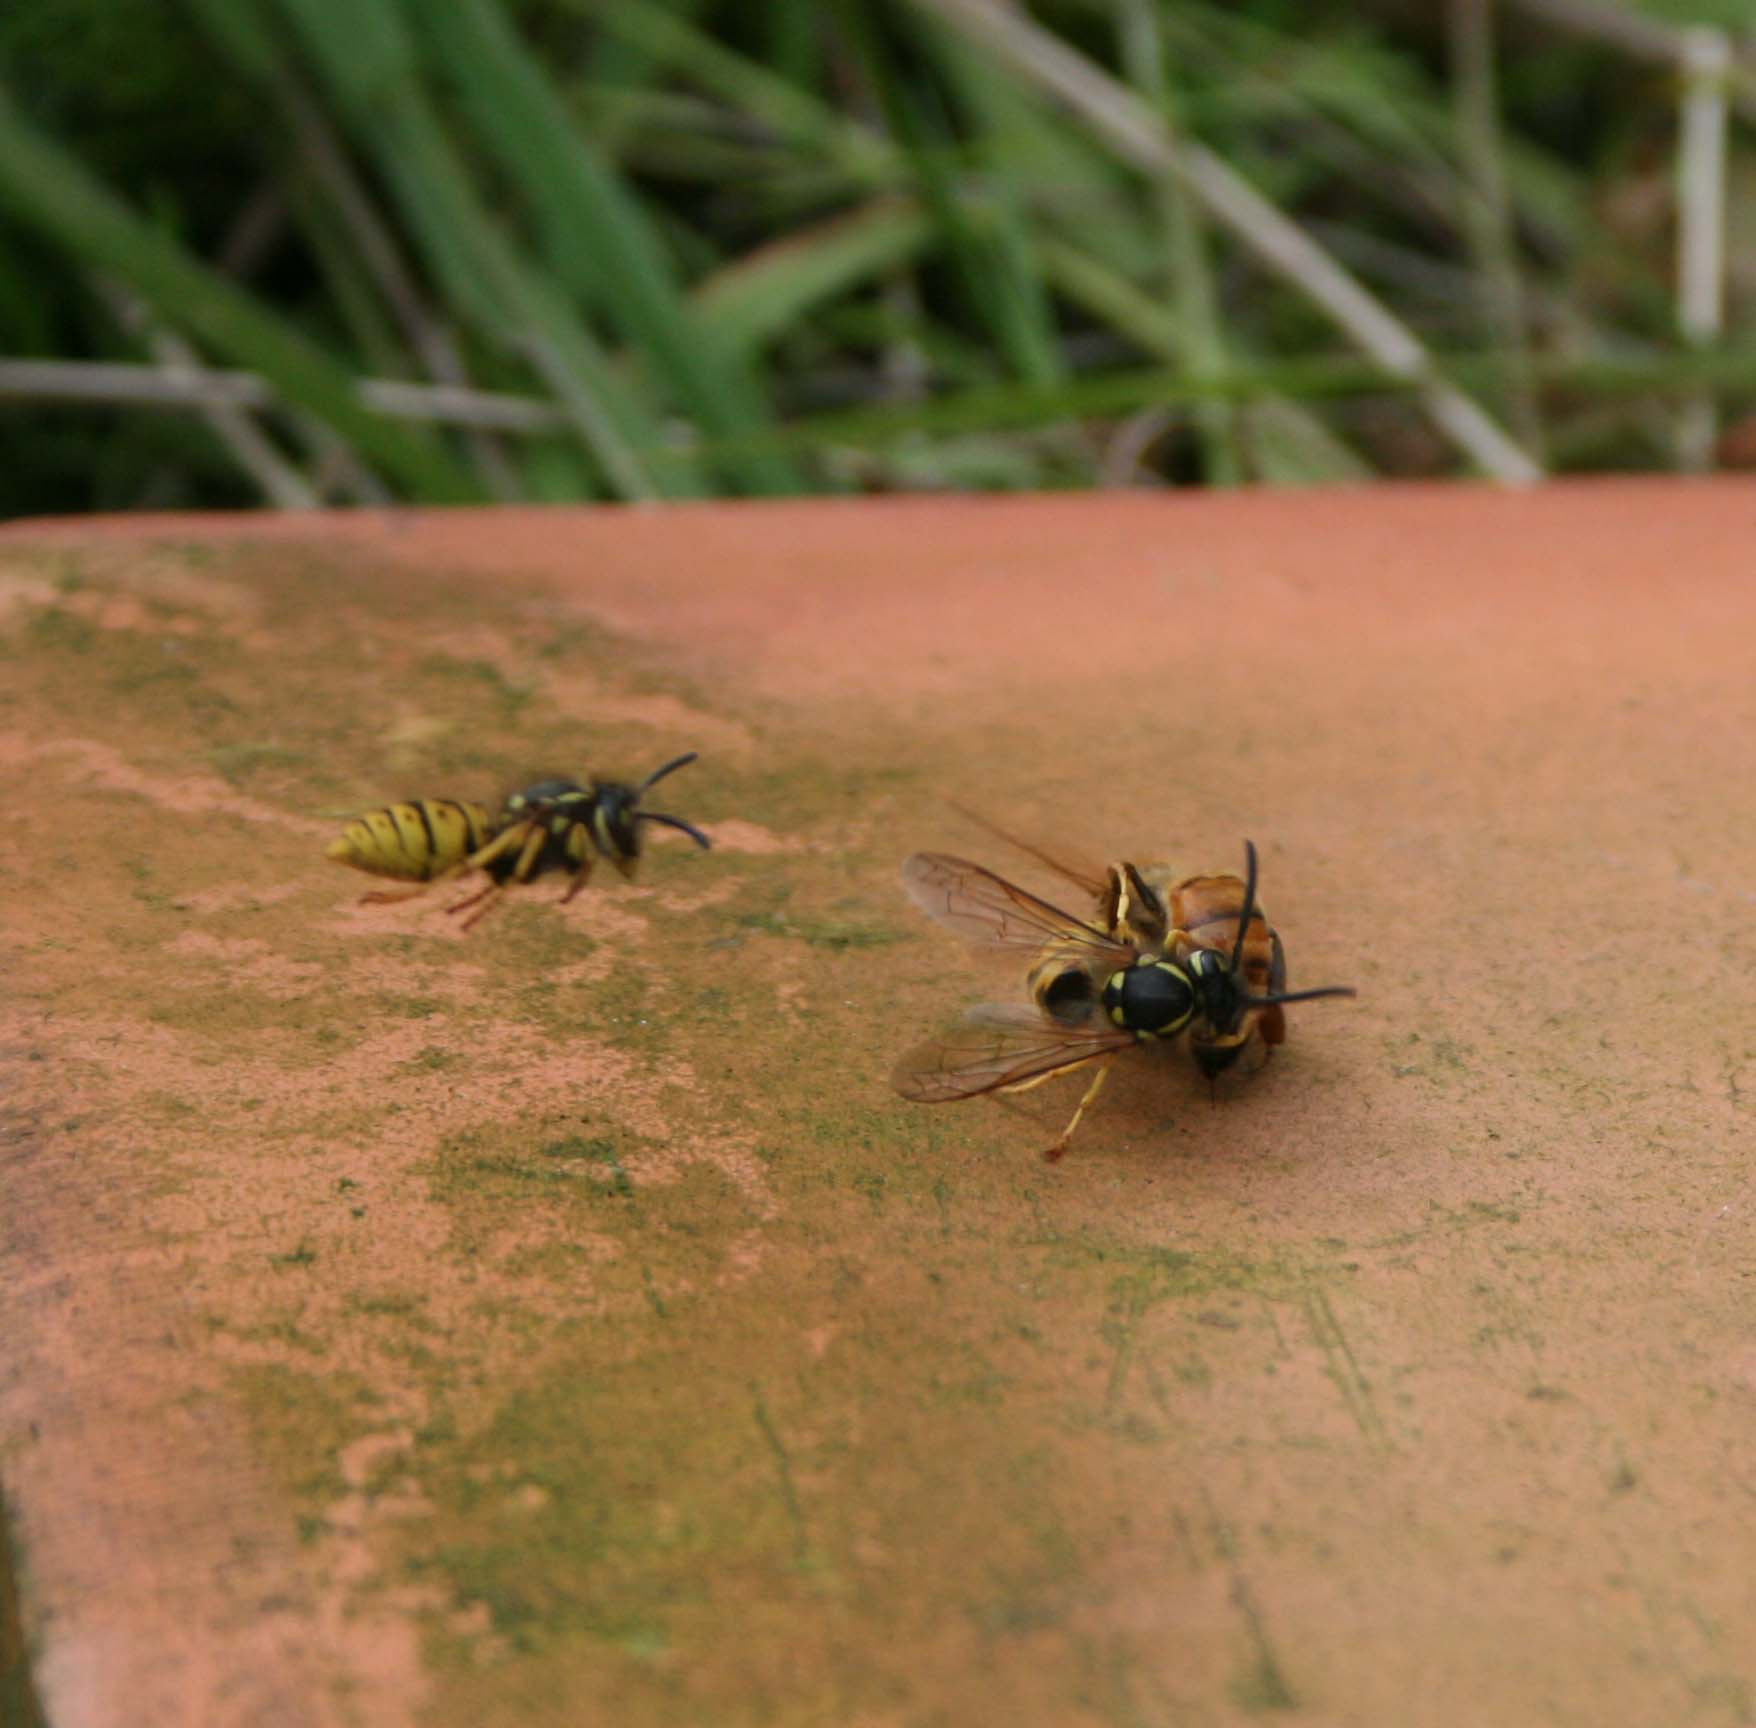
[325,799,498,881]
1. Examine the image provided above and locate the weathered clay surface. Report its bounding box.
[2,483,1753,1727]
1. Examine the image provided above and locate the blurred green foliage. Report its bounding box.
[0,0,1750,513]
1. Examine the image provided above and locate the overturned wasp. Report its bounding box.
[327,751,711,930]
[943,807,1333,1076]
[891,841,1354,1160]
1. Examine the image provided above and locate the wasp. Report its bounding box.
[891,842,1354,1160]
[326,752,711,930]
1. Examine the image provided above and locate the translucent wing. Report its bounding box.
[891,1004,1135,1102]
[901,853,1139,967]
[945,803,1110,900]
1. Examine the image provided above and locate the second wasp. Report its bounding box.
[326,751,711,930]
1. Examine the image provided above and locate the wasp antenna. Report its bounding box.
[1230,839,1260,974]
[639,751,699,793]
[640,811,712,850]
[1246,986,1358,1007]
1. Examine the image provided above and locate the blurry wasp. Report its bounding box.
[891,840,1354,1160]
[326,751,711,930]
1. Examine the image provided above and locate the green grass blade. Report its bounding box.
[1114,0,1242,484]
[410,0,802,495]
[265,0,675,499]
[927,32,1069,388]
[836,0,1060,389]
[0,83,480,503]
[694,198,932,356]
[577,0,891,183]
[691,342,1756,465]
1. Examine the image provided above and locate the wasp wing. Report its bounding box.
[891,1003,1135,1102]
[944,803,1110,900]
[901,852,1139,967]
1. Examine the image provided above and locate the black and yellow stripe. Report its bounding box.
[325,799,499,882]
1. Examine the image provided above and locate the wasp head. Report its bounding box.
[616,751,712,874]
[1186,842,1357,1075]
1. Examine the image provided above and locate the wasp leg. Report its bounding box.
[460,824,530,875]
[446,878,500,924]
[442,823,534,930]
[1044,1054,1120,1163]
[435,824,528,914]
[510,823,547,881]
[357,853,480,905]
[453,824,548,932]
[558,840,596,905]
[358,882,435,906]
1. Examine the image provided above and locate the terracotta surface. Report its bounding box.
[1,482,1753,1727]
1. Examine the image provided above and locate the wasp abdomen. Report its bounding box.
[1028,946,1098,1024]
[326,799,498,881]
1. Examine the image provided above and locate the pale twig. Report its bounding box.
[293,414,393,505]
[281,85,522,500]
[1509,0,1681,61]
[1512,0,1756,124]
[908,0,1543,482]
[0,358,570,433]
[1677,26,1729,473]
[1446,0,1545,459]
[1114,0,1241,484]
[101,285,320,509]
[1100,405,1175,487]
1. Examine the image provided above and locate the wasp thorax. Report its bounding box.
[1103,961,1195,1037]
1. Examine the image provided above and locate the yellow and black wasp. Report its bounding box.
[326,751,711,930]
[892,841,1354,1160]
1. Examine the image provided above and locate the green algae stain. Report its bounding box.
[24,604,98,655]
[541,1136,632,1196]
[405,1373,729,1661]
[415,655,536,726]
[232,1364,382,1526]
[207,741,307,786]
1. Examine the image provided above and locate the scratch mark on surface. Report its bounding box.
[1201,1490,1299,1713]
[751,1385,809,1564]
[1230,1575,1300,1713]
[1303,1287,1389,1452]
[1104,1282,1147,1416]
